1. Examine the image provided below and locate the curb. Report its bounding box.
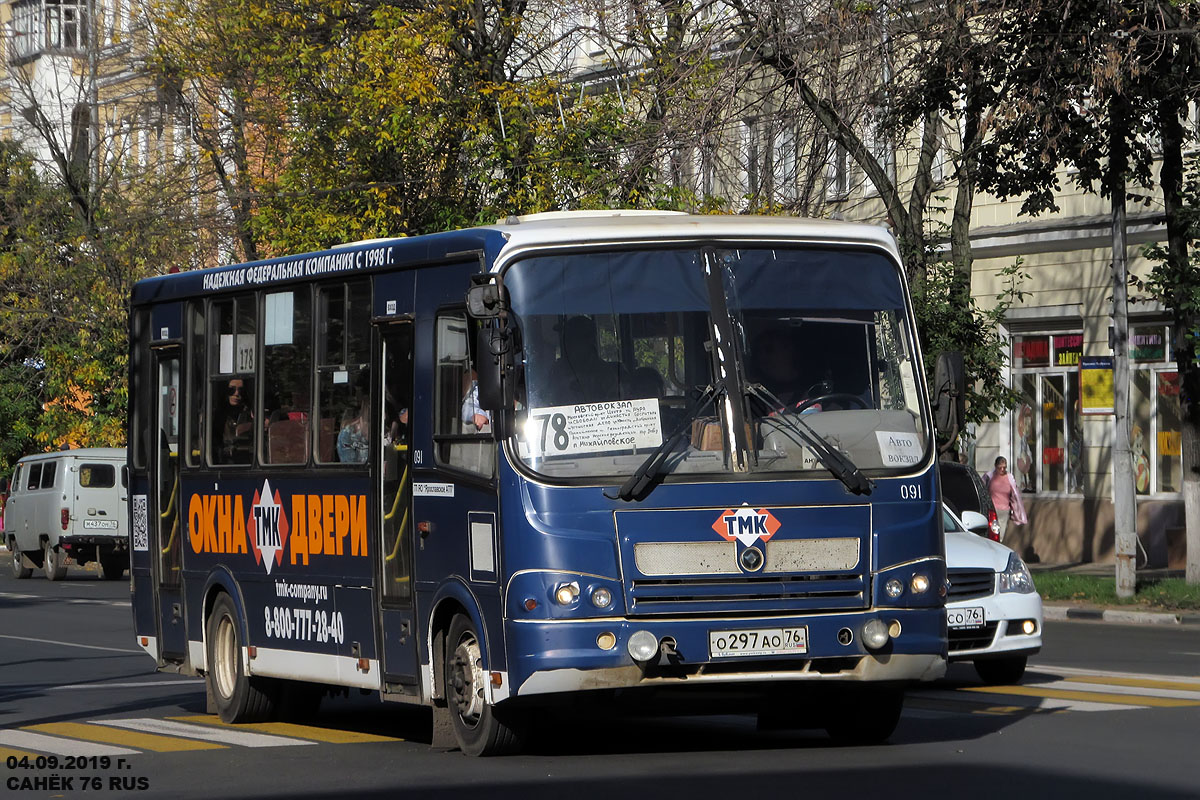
[1044,604,1200,626]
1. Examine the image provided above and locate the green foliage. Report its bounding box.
[911,255,1028,431]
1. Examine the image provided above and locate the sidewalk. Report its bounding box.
[1031,562,1200,627]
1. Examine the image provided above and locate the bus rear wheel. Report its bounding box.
[206,594,277,723]
[43,542,67,581]
[444,613,526,756]
[9,540,31,579]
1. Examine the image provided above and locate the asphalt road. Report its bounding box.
[2,565,1199,800]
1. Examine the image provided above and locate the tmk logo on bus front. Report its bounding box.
[712,504,781,546]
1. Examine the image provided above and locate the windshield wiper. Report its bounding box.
[746,383,874,496]
[606,383,721,502]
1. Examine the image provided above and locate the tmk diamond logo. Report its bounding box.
[712,504,781,546]
[247,479,289,574]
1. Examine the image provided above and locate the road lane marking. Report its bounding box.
[94,718,317,748]
[0,730,138,757]
[1061,674,1200,693]
[962,684,1200,708]
[0,633,141,654]
[169,715,402,744]
[27,723,225,753]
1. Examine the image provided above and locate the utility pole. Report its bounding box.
[1110,93,1137,599]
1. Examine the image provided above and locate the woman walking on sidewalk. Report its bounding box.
[985,456,1027,543]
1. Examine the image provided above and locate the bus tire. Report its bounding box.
[823,687,904,745]
[9,540,31,579]
[444,613,526,756]
[206,594,277,723]
[43,541,67,581]
[974,655,1026,686]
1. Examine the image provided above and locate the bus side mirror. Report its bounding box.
[933,351,965,448]
[467,274,507,319]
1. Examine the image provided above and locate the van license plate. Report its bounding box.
[83,520,119,530]
[947,607,985,629]
[709,627,808,658]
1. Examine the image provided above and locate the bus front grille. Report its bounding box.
[628,574,867,615]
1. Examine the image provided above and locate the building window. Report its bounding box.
[1011,333,1084,495]
[1129,325,1181,494]
[9,0,89,60]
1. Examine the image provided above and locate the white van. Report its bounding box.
[5,448,129,580]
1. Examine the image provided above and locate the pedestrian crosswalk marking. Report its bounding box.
[92,718,316,748]
[0,730,138,757]
[0,746,42,761]
[1062,674,1200,694]
[910,687,1135,713]
[169,715,402,744]
[27,722,225,752]
[963,684,1200,708]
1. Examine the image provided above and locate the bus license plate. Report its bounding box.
[709,627,808,659]
[947,607,985,629]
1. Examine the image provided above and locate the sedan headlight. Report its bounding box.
[998,552,1035,594]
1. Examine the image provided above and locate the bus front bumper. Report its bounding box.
[506,609,946,699]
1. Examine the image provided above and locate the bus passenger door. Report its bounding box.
[376,322,419,687]
[151,349,187,663]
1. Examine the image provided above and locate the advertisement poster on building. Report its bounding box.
[1080,356,1114,415]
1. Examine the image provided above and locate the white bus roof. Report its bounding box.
[488,211,901,263]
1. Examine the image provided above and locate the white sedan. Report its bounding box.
[943,505,1043,684]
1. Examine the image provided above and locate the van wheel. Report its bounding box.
[444,613,526,756]
[9,541,31,579]
[206,594,278,722]
[43,542,67,581]
[100,555,126,581]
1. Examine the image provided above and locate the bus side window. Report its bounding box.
[433,311,494,477]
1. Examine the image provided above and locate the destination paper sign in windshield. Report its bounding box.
[525,399,663,458]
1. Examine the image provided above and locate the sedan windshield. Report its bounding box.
[503,245,928,481]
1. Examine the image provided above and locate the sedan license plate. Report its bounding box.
[947,606,985,629]
[709,627,808,659]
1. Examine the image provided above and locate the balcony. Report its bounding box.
[9,0,90,64]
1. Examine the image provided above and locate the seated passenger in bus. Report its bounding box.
[338,394,370,463]
[548,316,628,404]
[215,378,254,464]
[630,366,664,399]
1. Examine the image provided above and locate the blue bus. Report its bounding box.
[128,211,961,755]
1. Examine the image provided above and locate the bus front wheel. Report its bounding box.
[444,613,526,756]
[823,688,904,745]
[206,594,277,723]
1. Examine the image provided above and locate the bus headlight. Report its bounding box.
[590,586,613,609]
[884,579,904,598]
[910,573,931,594]
[554,582,580,605]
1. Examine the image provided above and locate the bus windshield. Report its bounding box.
[505,245,928,481]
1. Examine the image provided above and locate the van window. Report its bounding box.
[79,464,117,488]
[25,464,41,491]
[40,461,57,489]
[11,464,22,494]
